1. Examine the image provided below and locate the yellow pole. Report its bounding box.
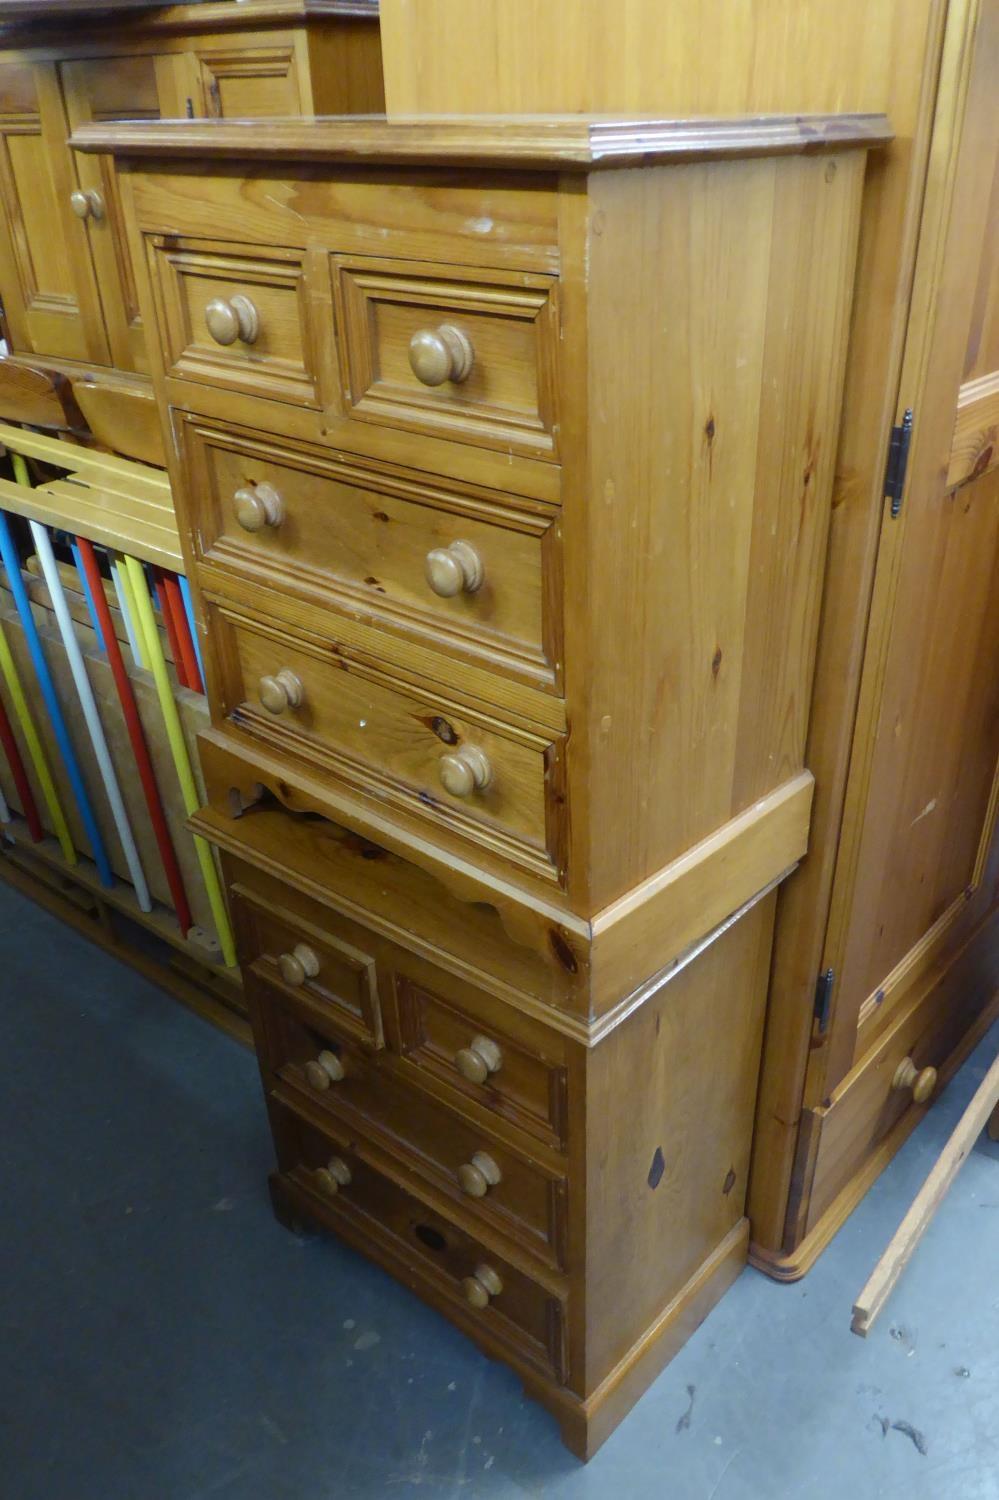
[122,553,237,968]
[0,601,76,866]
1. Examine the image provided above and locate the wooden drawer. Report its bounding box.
[259,980,566,1268]
[210,604,564,882]
[392,974,568,1150]
[275,1101,566,1379]
[146,235,319,407]
[179,412,561,691]
[230,881,384,1049]
[333,256,559,460]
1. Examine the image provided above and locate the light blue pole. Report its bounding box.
[177,573,205,690]
[0,509,114,887]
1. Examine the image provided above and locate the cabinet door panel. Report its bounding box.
[0,63,107,363]
[60,55,163,374]
[198,45,304,118]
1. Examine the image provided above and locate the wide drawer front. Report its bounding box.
[256,977,566,1268]
[210,604,564,882]
[274,1100,566,1380]
[179,412,560,690]
[332,256,560,460]
[226,853,574,1147]
[147,236,319,407]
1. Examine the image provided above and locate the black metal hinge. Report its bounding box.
[814,967,835,1034]
[884,408,914,518]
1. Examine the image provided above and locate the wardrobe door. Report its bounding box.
[0,61,108,363]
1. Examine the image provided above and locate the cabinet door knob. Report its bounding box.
[454,1034,503,1084]
[462,1263,504,1308]
[205,293,259,346]
[70,188,104,221]
[457,1150,501,1198]
[893,1056,938,1104]
[425,540,484,597]
[277,941,320,987]
[234,482,284,533]
[314,1156,351,1197]
[439,745,492,798]
[259,668,304,715]
[409,324,474,386]
[305,1048,344,1091]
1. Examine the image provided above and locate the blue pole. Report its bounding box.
[70,540,105,650]
[177,574,205,689]
[0,509,114,887]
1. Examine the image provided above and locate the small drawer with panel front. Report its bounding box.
[275,1100,567,1382]
[145,235,320,406]
[177,411,562,693]
[332,255,560,461]
[208,601,566,885]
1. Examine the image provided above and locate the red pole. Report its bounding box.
[153,567,190,690]
[0,690,43,841]
[76,537,194,934]
[161,570,203,694]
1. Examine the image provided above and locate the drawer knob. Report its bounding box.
[314,1156,351,1197]
[462,1263,504,1309]
[277,941,320,987]
[70,188,104,221]
[259,668,304,715]
[439,745,492,798]
[893,1056,938,1104]
[455,1034,503,1085]
[205,293,259,346]
[425,540,484,598]
[234,482,284,533]
[305,1048,345,1091]
[457,1149,502,1198]
[409,324,474,387]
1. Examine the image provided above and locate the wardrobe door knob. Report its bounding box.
[259,668,304,715]
[205,293,259,346]
[314,1156,351,1197]
[454,1034,503,1085]
[277,942,320,987]
[425,540,484,597]
[409,324,474,386]
[439,745,492,798]
[70,188,104,220]
[893,1056,938,1104]
[457,1150,501,1199]
[304,1049,345,1092]
[234,482,284,533]
[462,1264,504,1308]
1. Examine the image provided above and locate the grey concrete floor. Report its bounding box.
[0,880,996,1500]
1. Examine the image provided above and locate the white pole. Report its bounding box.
[0,782,9,823]
[29,521,152,912]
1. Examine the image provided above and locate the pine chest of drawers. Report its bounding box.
[76,112,890,1456]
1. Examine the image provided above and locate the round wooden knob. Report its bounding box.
[462,1264,504,1309]
[408,324,474,386]
[439,745,492,798]
[233,482,284,533]
[305,1049,344,1091]
[425,540,484,597]
[457,1150,501,1198]
[259,668,304,715]
[277,941,320,987]
[454,1034,503,1085]
[70,188,104,221]
[314,1156,351,1197]
[893,1057,938,1104]
[205,293,259,346]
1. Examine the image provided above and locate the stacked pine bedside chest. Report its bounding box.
[73,112,891,1456]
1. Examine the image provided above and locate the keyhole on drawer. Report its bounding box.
[648,1146,666,1190]
[414,1223,448,1253]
